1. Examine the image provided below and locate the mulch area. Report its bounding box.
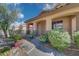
[63,44,79,56]
[43,43,79,56]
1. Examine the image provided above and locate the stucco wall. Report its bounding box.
[37,20,46,35]
[26,17,73,34]
[46,17,52,31]
[71,16,77,33]
[51,17,71,33]
[76,14,79,31]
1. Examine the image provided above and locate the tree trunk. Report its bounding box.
[3,30,8,38]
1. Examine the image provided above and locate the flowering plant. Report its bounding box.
[39,33,48,43]
[73,31,79,48]
[48,30,71,51]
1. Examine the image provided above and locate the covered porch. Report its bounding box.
[25,4,79,36]
[26,15,78,36]
[26,19,47,35]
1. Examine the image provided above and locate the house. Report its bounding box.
[13,23,26,32]
[20,23,27,34]
[25,3,79,35]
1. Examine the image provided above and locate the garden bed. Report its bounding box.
[64,44,79,56]
[0,39,33,56]
[64,48,79,56]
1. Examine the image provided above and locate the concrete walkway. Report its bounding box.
[31,39,64,56]
[20,39,54,56]
[28,48,53,56]
[25,37,65,56]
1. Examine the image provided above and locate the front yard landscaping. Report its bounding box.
[26,29,79,56]
[0,4,27,55]
[0,4,79,56]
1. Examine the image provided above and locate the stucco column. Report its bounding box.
[71,16,76,33]
[46,17,52,31]
[71,16,77,43]
[33,22,37,31]
[76,14,79,31]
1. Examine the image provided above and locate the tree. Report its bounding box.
[0,4,19,38]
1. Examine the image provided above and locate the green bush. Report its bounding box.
[39,33,48,43]
[0,47,10,54]
[48,30,71,51]
[8,34,14,40]
[29,30,37,38]
[9,34,22,41]
[73,31,79,48]
[14,34,22,41]
[30,31,35,37]
[8,30,16,40]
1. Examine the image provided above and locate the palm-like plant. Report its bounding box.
[0,4,19,38]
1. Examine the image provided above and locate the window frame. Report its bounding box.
[52,20,63,30]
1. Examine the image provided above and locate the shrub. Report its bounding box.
[9,34,22,41]
[8,30,16,40]
[39,33,48,43]
[29,30,37,38]
[0,47,10,54]
[8,35,14,40]
[14,34,22,41]
[48,30,71,51]
[73,31,79,48]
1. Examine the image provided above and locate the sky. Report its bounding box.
[8,3,55,26]
[18,3,44,22]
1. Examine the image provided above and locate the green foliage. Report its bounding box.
[9,29,22,41]
[39,33,48,43]
[8,30,15,40]
[48,30,71,51]
[9,34,22,41]
[8,35,15,40]
[9,30,22,42]
[0,4,19,38]
[0,47,10,54]
[73,31,79,48]
[53,28,64,32]
[29,30,36,38]
[13,34,22,41]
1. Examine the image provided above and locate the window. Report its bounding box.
[52,21,63,30]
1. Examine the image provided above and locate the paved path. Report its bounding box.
[25,37,65,56]
[2,39,64,56]
[20,39,53,56]
[28,48,53,56]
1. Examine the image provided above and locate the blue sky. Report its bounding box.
[9,3,45,23]
[18,3,44,22]
[8,3,55,26]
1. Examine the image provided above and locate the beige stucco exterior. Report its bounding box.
[25,4,79,35]
[37,20,46,35]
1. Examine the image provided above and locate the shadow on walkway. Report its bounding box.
[26,37,65,56]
